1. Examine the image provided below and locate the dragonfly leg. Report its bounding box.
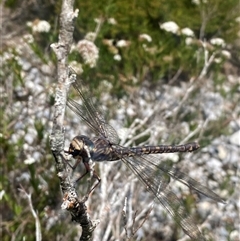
[64,151,82,170]
[64,151,101,194]
[72,161,101,196]
[82,162,101,195]
[74,169,89,183]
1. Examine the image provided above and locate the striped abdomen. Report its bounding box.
[115,142,200,158]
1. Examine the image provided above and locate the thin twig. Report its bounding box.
[171,42,218,123]
[92,17,104,42]
[198,41,217,80]
[169,67,183,85]
[19,186,42,241]
[122,197,129,239]
[122,105,158,146]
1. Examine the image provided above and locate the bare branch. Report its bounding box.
[49,0,95,240]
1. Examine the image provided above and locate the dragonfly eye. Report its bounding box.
[68,137,84,157]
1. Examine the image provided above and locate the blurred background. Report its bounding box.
[1,0,239,240]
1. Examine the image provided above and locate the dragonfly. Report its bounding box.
[65,69,225,241]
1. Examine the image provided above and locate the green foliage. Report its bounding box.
[4,0,19,8]
[74,0,239,87]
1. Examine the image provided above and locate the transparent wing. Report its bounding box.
[67,73,119,144]
[122,154,208,241]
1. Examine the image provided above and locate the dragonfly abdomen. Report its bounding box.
[129,142,200,155]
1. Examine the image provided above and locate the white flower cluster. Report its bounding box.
[85,32,96,41]
[23,34,34,44]
[181,28,195,37]
[221,50,231,59]
[160,21,196,38]
[27,20,51,33]
[77,40,99,68]
[210,38,226,47]
[107,18,117,25]
[139,34,152,42]
[160,21,179,34]
[113,54,121,61]
[192,0,200,5]
[235,16,240,23]
[192,0,208,5]
[116,40,130,48]
[160,21,196,46]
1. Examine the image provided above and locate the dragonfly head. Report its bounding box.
[67,135,94,159]
[68,136,84,158]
